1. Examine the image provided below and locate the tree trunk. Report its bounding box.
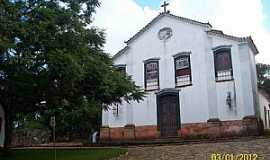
[3,109,12,150]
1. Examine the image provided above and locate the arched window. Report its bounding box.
[174,52,192,87]
[213,47,233,81]
[144,58,160,91]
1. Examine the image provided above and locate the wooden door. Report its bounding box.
[158,94,180,137]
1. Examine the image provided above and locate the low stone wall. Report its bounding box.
[100,116,260,142]
[11,129,51,147]
[100,125,159,141]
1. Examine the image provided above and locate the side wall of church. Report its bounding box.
[248,47,260,116]
[258,92,270,128]
[210,37,256,121]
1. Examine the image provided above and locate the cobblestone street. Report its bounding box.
[116,138,270,160]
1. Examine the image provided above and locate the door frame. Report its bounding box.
[156,89,181,135]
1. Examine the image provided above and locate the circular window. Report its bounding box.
[158,27,173,40]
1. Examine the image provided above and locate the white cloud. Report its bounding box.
[93,0,157,55]
[93,0,270,64]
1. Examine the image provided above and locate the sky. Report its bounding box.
[93,0,270,64]
[262,0,270,31]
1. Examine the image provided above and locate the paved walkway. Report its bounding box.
[114,138,270,160]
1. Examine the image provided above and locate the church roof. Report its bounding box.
[207,30,259,55]
[125,12,212,45]
[113,12,259,59]
[113,46,129,60]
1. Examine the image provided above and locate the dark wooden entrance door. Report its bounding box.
[158,94,180,137]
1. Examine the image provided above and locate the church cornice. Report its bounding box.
[212,45,232,52]
[125,12,212,45]
[112,46,129,60]
[143,57,160,64]
[207,30,259,55]
[113,14,259,60]
[113,13,212,60]
[172,51,192,58]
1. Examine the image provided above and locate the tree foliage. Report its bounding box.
[0,0,144,148]
[256,63,270,96]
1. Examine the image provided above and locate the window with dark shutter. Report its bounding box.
[214,48,233,81]
[174,55,192,87]
[114,64,126,75]
[145,60,159,91]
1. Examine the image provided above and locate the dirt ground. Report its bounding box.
[114,138,270,160]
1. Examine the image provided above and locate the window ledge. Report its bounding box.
[216,79,234,83]
[175,84,192,88]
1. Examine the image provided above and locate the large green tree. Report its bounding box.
[0,0,144,149]
[256,63,270,96]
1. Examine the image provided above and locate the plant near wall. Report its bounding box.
[256,63,270,96]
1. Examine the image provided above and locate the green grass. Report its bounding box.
[0,148,127,160]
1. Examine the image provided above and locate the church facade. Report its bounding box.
[101,12,260,141]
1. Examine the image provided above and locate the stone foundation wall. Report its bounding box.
[135,125,159,140]
[100,117,260,142]
[100,125,159,141]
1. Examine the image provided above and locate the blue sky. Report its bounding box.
[134,0,160,9]
[94,0,270,63]
[262,0,270,31]
[135,0,270,31]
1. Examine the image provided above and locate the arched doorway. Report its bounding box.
[157,89,180,138]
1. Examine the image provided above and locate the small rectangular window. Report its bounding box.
[174,55,192,87]
[116,67,126,74]
[145,61,159,91]
[114,65,126,75]
[112,105,120,118]
[214,49,233,81]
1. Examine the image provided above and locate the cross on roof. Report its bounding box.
[161,1,169,13]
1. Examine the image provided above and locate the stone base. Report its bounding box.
[124,124,135,140]
[100,125,158,142]
[100,117,260,142]
[135,125,159,140]
[181,116,260,139]
[100,126,110,141]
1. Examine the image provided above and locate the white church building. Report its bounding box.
[101,10,261,141]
